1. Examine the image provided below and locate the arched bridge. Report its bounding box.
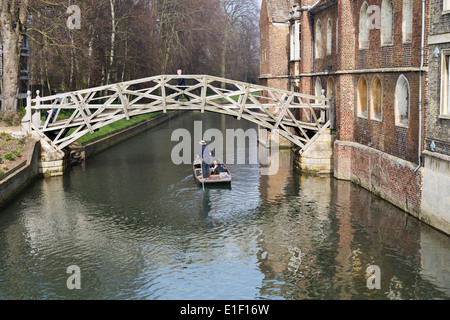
[21,75,331,153]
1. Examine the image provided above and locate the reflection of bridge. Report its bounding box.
[22,75,330,152]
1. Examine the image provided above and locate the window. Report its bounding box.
[395,75,410,126]
[326,18,332,55]
[290,22,301,61]
[441,50,450,117]
[381,0,394,45]
[315,19,322,59]
[403,0,412,43]
[290,23,295,61]
[359,2,369,49]
[357,76,368,118]
[445,0,450,12]
[371,76,382,121]
[315,77,323,97]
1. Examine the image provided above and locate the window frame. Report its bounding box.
[359,2,370,49]
[395,74,410,127]
[371,76,383,122]
[381,0,394,46]
[440,49,450,119]
[290,22,301,61]
[326,18,332,56]
[315,19,322,59]
[402,0,413,43]
[357,76,369,119]
[444,0,450,14]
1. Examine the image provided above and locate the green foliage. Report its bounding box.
[4,153,15,161]
[72,112,164,144]
[13,151,21,158]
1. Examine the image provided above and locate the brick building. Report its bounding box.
[260,0,450,234]
[259,0,294,91]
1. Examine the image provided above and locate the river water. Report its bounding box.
[0,112,449,300]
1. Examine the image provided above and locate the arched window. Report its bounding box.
[315,77,323,97]
[381,0,394,45]
[315,19,322,59]
[395,75,410,126]
[371,76,382,121]
[402,0,412,43]
[326,18,332,55]
[357,76,368,118]
[359,2,369,49]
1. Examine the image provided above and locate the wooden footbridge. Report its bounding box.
[21,75,331,153]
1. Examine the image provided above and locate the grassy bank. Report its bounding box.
[71,111,165,145]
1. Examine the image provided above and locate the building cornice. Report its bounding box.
[288,67,427,78]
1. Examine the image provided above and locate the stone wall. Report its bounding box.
[0,139,40,208]
[421,151,450,235]
[335,140,425,224]
[294,130,335,174]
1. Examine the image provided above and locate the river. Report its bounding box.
[0,111,449,300]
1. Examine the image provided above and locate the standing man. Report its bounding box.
[174,69,190,101]
[198,140,213,179]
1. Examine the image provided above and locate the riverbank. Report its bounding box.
[0,138,40,209]
[70,111,182,162]
[0,111,182,209]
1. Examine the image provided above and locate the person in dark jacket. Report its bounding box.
[174,69,190,101]
[198,140,213,179]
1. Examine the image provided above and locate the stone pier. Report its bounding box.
[34,133,70,178]
[294,130,335,174]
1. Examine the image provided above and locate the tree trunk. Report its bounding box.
[106,0,116,85]
[0,30,21,118]
[220,29,229,89]
[0,0,29,119]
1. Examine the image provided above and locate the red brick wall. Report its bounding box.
[259,0,290,88]
[335,140,423,216]
[307,0,428,164]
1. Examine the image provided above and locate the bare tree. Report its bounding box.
[0,0,29,118]
[218,0,258,87]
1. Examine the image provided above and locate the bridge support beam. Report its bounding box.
[258,126,293,149]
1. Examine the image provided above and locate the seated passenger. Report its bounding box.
[212,160,226,175]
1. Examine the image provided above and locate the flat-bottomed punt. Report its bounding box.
[193,159,231,185]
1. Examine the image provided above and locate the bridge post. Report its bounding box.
[21,90,32,135]
[161,76,167,113]
[201,76,207,113]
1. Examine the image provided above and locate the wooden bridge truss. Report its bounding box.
[22,75,331,153]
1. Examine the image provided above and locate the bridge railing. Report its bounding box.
[22,75,331,152]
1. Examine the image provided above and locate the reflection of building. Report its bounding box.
[0,33,31,108]
[260,0,450,235]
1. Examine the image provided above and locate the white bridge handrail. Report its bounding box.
[22,75,331,153]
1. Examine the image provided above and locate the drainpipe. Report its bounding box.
[414,0,426,174]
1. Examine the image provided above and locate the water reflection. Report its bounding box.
[0,112,449,300]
